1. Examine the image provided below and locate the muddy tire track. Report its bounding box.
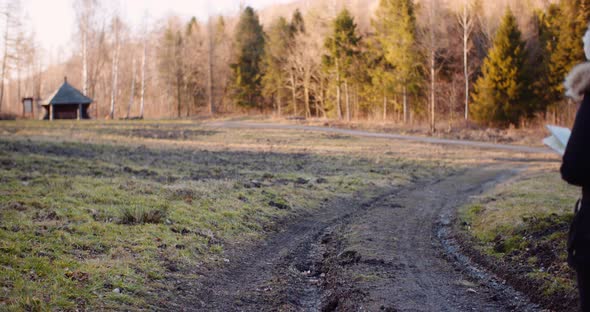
[170,166,541,311]
[319,166,541,312]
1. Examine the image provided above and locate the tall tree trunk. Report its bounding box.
[430,50,436,132]
[207,21,215,116]
[320,77,327,118]
[304,72,311,118]
[403,85,408,124]
[140,39,146,119]
[176,74,182,118]
[277,87,282,117]
[16,61,20,114]
[450,79,456,128]
[82,30,88,95]
[335,59,342,120]
[336,82,342,120]
[383,90,387,121]
[463,18,469,122]
[429,0,437,133]
[0,11,9,113]
[109,41,120,120]
[290,69,297,115]
[345,80,350,122]
[126,58,136,119]
[460,0,473,122]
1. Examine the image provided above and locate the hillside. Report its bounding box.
[258,0,555,32]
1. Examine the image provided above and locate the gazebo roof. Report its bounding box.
[43,78,93,106]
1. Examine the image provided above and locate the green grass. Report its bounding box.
[459,170,579,304]
[0,121,452,311]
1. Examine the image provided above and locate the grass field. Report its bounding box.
[0,120,461,311]
[459,167,580,309]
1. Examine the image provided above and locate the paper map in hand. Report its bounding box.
[543,125,571,156]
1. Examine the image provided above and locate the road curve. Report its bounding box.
[206,121,551,154]
[169,166,541,311]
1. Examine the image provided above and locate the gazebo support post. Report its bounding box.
[78,103,82,120]
[50,104,54,121]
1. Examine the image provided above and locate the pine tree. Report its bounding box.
[529,5,561,113]
[471,8,528,127]
[367,44,395,120]
[262,17,292,116]
[230,7,265,108]
[547,0,590,102]
[158,25,185,118]
[372,0,420,123]
[323,9,361,121]
[291,9,305,34]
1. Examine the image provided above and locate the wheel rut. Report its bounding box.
[171,166,541,312]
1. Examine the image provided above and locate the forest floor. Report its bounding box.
[0,120,572,311]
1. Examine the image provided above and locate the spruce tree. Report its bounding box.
[230,7,265,108]
[471,8,528,127]
[159,27,185,118]
[291,9,305,34]
[323,9,361,120]
[367,44,395,120]
[529,5,561,112]
[372,0,420,123]
[548,0,590,100]
[261,17,292,116]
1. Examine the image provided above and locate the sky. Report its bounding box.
[22,0,294,54]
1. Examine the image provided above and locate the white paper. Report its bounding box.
[543,125,571,156]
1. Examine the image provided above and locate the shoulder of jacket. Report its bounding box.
[565,62,590,101]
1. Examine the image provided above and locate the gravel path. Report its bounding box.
[206,121,550,154]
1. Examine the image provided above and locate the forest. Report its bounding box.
[0,0,589,129]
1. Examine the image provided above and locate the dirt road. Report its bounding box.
[206,121,550,154]
[169,166,541,311]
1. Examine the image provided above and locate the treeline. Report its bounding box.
[228,0,590,129]
[1,0,589,128]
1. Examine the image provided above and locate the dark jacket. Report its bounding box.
[562,92,590,193]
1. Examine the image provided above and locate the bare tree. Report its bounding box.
[125,58,136,119]
[74,0,108,119]
[457,0,475,121]
[289,32,322,118]
[429,1,437,132]
[74,0,97,96]
[0,0,19,112]
[420,0,449,132]
[211,16,231,113]
[109,15,122,119]
[0,6,8,112]
[140,36,147,119]
[14,25,24,109]
[207,18,215,115]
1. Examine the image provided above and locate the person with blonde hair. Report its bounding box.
[563,25,590,312]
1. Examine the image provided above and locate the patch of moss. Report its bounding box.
[459,172,579,307]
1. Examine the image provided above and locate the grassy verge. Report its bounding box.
[0,121,451,311]
[459,169,580,310]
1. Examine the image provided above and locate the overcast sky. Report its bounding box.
[23,0,294,55]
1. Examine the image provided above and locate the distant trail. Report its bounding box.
[206,121,551,154]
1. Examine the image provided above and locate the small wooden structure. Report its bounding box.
[22,97,34,119]
[42,78,93,120]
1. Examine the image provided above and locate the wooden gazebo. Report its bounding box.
[42,78,93,120]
